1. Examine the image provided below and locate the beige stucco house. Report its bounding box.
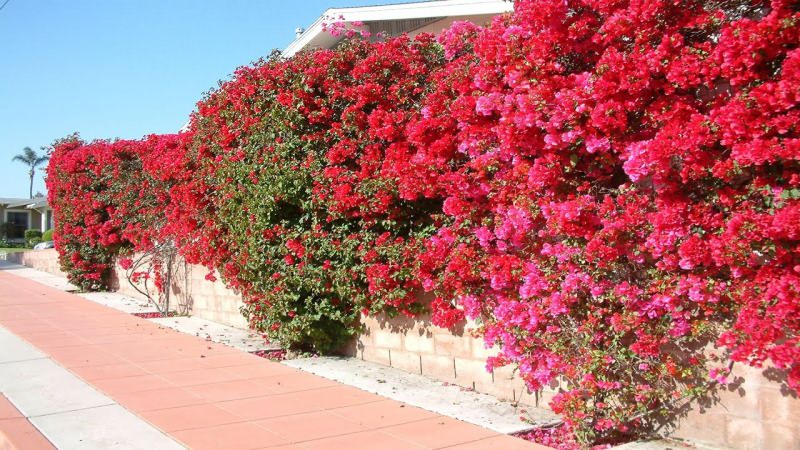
[0,197,52,242]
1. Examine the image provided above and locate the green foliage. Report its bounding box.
[0,239,26,249]
[0,223,13,240]
[42,229,54,241]
[24,229,42,248]
[24,229,42,240]
[181,37,444,352]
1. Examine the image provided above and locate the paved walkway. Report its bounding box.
[0,268,545,449]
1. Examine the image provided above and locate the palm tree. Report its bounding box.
[12,147,49,199]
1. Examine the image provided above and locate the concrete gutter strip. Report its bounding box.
[283,356,557,434]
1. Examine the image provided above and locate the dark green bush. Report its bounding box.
[0,223,14,239]
[24,229,42,240]
[24,229,43,248]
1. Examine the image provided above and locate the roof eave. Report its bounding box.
[282,0,513,57]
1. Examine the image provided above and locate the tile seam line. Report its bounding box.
[215,396,386,420]
[4,329,156,347]
[22,402,117,419]
[130,386,390,416]
[106,357,286,375]
[166,413,440,447]
[0,357,48,365]
[18,319,260,361]
[157,397,390,433]
[86,369,337,390]
[264,415,447,446]
[219,388,388,410]
[145,392,388,420]
[434,434,505,449]
[88,377,374,405]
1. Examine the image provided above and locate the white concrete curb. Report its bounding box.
[283,356,558,434]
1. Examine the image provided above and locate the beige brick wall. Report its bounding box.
[182,262,248,329]
[6,249,66,277]
[107,255,247,328]
[350,304,800,450]
[344,310,554,408]
[672,363,800,449]
[10,249,800,449]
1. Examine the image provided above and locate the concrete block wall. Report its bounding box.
[181,262,248,329]
[672,363,800,449]
[344,311,551,408]
[6,249,66,277]
[107,255,247,328]
[353,310,800,449]
[10,249,800,449]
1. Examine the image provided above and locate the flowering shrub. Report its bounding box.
[411,0,800,442]
[175,37,445,352]
[47,134,185,290]
[46,0,799,445]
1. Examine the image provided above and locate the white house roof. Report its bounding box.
[3,198,48,209]
[0,198,32,207]
[283,0,513,57]
[25,198,49,209]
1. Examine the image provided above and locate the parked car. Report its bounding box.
[33,241,54,250]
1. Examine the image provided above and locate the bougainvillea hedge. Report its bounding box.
[412,0,800,442]
[48,0,799,445]
[165,36,448,352]
[47,134,186,291]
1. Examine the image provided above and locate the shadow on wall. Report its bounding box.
[108,253,193,315]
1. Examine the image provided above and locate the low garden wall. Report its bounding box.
[353,306,800,450]
[107,255,247,328]
[672,363,799,449]
[10,249,800,449]
[346,308,545,407]
[6,249,66,277]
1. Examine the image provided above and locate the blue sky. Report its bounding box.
[0,0,394,198]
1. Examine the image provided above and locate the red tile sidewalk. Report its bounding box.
[0,270,548,450]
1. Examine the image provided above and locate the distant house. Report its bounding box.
[283,0,513,57]
[0,197,52,242]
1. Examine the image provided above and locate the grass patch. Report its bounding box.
[0,247,28,253]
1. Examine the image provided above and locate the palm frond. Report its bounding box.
[12,147,48,166]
